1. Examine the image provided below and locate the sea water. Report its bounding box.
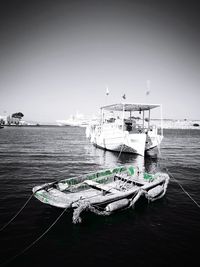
[0,126,200,266]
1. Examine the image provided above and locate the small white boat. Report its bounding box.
[33,165,169,223]
[86,103,163,156]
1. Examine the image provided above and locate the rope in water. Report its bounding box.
[164,167,200,209]
[0,161,126,232]
[0,193,35,232]
[0,181,63,232]
[0,164,127,263]
[116,144,124,162]
[0,208,68,267]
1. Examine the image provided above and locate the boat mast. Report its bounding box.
[148,109,150,128]
[160,104,163,136]
[142,110,144,129]
[100,107,104,127]
[122,103,125,131]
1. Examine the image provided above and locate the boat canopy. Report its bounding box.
[101,103,160,112]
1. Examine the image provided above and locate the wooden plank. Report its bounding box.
[84,180,118,193]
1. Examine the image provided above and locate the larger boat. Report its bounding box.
[86,103,163,156]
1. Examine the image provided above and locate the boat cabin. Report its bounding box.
[100,103,163,135]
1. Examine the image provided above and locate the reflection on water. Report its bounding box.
[87,145,159,174]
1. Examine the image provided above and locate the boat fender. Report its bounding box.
[147,185,163,198]
[105,198,130,212]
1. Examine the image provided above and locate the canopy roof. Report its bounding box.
[101,103,161,112]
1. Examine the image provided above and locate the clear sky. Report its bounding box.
[0,0,200,123]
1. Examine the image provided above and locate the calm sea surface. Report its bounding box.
[0,126,200,266]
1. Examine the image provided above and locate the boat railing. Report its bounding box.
[124,122,159,135]
[99,118,160,135]
[101,122,123,132]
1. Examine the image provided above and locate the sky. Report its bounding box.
[0,0,200,123]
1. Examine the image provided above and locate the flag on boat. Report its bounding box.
[106,87,109,96]
[122,94,126,99]
[146,80,151,96]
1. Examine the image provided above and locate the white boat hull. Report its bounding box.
[93,133,147,156]
[90,130,162,156]
[145,133,163,151]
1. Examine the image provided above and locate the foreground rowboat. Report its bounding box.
[33,165,169,223]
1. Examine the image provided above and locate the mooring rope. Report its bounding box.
[164,167,200,209]
[0,208,68,267]
[0,183,57,232]
[116,144,125,162]
[72,200,110,224]
[0,193,35,232]
[0,162,126,232]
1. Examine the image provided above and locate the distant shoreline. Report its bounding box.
[1,119,200,130]
[152,119,200,129]
[2,124,200,130]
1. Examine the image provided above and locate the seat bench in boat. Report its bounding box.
[84,180,119,193]
[114,174,145,186]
